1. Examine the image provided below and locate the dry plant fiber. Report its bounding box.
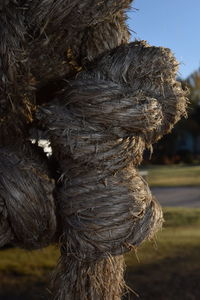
[36,41,188,299]
[0,0,131,143]
[0,1,188,299]
[0,142,56,249]
[52,255,126,300]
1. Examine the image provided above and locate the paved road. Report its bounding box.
[151,187,200,207]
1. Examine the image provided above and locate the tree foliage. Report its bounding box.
[149,69,200,164]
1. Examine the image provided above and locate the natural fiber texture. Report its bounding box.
[71,11,130,65]
[0,0,32,143]
[78,41,187,142]
[52,255,126,300]
[36,40,187,299]
[0,1,188,299]
[0,0,131,143]
[0,143,56,249]
[28,0,131,86]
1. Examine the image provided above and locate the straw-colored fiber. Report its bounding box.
[37,41,187,299]
[0,1,188,299]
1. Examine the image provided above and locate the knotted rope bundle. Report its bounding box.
[0,0,130,143]
[0,1,188,299]
[0,143,56,249]
[0,1,30,143]
[36,41,187,299]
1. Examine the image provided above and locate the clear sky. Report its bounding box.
[127,0,200,79]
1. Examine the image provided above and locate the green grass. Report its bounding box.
[125,208,200,299]
[0,245,59,276]
[0,246,59,299]
[125,225,200,299]
[163,207,200,227]
[1,208,200,299]
[143,164,200,186]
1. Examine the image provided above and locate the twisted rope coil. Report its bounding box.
[0,0,130,144]
[37,41,187,299]
[0,1,188,299]
[0,143,56,249]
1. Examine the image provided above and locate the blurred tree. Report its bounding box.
[146,70,200,164]
[185,69,200,129]
[186,69,200,107]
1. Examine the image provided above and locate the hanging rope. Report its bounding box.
[36,41,187,299]
[0,1,188,299]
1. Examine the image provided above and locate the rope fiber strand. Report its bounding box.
[36,41,187,299]
[0,143,56,249]
[0,1,188,299]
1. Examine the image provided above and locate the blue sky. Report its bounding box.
[127,0,200,79]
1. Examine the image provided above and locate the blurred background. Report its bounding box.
[0,1,200,299]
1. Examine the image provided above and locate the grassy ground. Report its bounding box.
[125,208,200,299]
[0,246,59,300]
[143,164,200,187]
[1,208,200,299]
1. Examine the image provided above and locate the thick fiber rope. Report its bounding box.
[0,3,133,298]
[52,255,126,300]
[0,0,32,143]
[36,41,187,299]
[0,143,56,249]
[0,0,130,142]
[28,0,131,86]
[0,1,188,299]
